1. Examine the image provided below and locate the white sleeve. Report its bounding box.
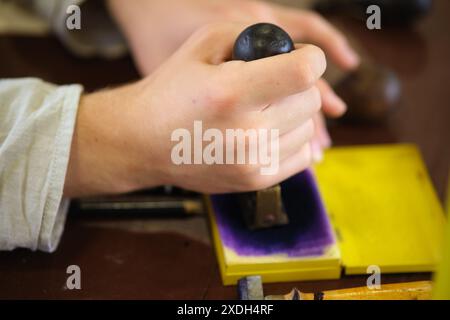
[28,0,127,59]
[0,78,83,252]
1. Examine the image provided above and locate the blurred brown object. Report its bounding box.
[335,62,401,124]
[314,0,433,26]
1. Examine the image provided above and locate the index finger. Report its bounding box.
[216,43,326,109]
[278,10,360,70]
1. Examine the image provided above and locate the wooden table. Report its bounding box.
[0,1,448,299]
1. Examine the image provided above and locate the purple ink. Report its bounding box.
[211,169,335,257]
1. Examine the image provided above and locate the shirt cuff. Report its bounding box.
[38,83,82,252]
[0,78,83,252]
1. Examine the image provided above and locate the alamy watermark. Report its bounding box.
[366,265,381,289]
[66,264,81,290]
[66,5,81,30]
[171,121,280,175]
[367,5,381,30]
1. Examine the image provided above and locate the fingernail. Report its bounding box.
[335,94,347,113]
[345,48,360,68]
[321,130,332,149]
[311,141,324,163]
[329,91,347,115]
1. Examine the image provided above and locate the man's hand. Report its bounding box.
[64,23,326,197]
[107,0,359,159]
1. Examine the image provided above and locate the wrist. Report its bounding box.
[64,82,165,197]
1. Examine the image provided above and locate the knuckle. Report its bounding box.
[238,163,255,176]
[304,11,325,26]
[257,176,279,190]
[240,173,269,191]
[247,1,277,21]
[204,82,238,110]
[195,23,222,39]
[301,44,327,81]
[294,60,318,88]
[244,176,262,191]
